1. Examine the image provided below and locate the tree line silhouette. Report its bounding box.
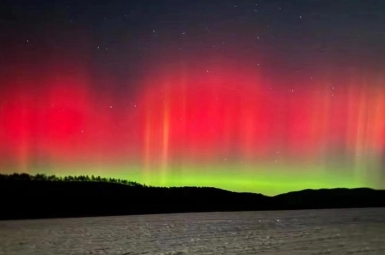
[1,172,384,220]
[0,173,144,187]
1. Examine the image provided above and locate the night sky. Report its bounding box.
[1,0,385,195]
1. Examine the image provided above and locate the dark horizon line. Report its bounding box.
[2,172,385,220]
[0,172,380,197]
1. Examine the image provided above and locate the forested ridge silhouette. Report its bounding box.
[1,173,384,220]
[0,173,143,187]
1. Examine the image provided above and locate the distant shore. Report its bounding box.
[1,173,384,220]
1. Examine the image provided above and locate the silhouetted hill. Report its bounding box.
[0,174,384,220]
[273,188,385,210]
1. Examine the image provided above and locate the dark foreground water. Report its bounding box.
[0,208,384,255]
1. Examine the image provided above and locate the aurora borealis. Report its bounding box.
[1,0,385,195]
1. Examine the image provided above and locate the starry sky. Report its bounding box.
[1,0,385,195]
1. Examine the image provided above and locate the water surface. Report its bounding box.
[1,208,384,255]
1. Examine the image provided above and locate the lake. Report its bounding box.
[1,208,384,255]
